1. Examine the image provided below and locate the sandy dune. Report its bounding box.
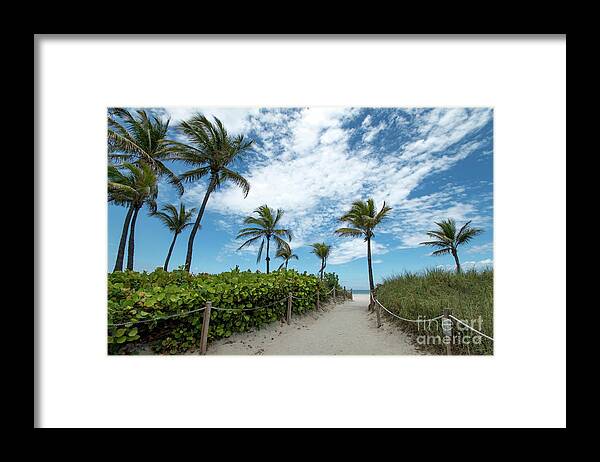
[206,294,421,355]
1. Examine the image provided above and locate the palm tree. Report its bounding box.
[276,242,299,270]
[420,219,483,273]
[236,205,292,274]
[152,203,197,271]
[108,163,158,271]
[107,108,183,194]
[108,171,135,273]
[173,114,254,272]
[335,199,392,309]
[310,243,331,280]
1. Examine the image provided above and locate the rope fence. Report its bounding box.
[372,293,494,354]
[449,315,494,341]
[374,299,444,323]
[108,307,206,327]
[108,286,351,354]
[209,296,289,312]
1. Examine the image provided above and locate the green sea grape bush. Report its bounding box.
[322,272,341,293]
[375,268,493,355]
[107,268,330,354]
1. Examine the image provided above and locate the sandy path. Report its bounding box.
[206,294,421,355]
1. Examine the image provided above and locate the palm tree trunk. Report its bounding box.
[367,237,375,311]
[265,236,271,274]
[285,260,288,270]
[126,205,141,271]
[113,205,134,272]
[163,233,178,271]
[453,249,461,274]
[184,176,216,273]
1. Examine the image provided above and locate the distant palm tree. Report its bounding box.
[236,205,292,274]
[276,242,299,270]
[420,219,483,273]
[310,243,331,280]
[335,199,392,308]
[108,163,158,271]
[107,108,183,194]
[173,114,253,272]
[153,204,197,271]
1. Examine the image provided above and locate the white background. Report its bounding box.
[36,36,566,428]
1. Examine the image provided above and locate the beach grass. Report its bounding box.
[375,268,493,355]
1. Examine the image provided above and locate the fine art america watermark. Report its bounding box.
[414,316,486,346]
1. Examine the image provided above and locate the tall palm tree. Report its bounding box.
[152,203,197,271]
[107,108,183,194]
[276,242,299,270]
[108,171,135,273]
[335,199,392,308]
[236,205,292,274]
[108,163,158,271]
[310,243,331,280]
[173,114,253,272]
[420,219,483,273]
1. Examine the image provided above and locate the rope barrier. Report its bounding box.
[373,297,494,341]
[209,296,288,312]
[291,294,315,301]
[108,306,206,327]
[375,299,444,323]
[449,315,494,341]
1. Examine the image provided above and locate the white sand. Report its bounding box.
[205,294,422,355]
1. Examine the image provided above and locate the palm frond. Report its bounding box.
[431,248,452,256]
[255,238,265,264]
[179,167,211,183]
[237,235,262,251]
[174,113,254,198]
[334,227,364,238]
[219,167,250,197]
[419,240,450,248]
[456,220,483,245]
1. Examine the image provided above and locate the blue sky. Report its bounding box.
[108,107,493,289]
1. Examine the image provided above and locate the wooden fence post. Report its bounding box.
[287,293,292,324]
[343,286,346,299]
[374,288,381,328]
[333,286,336,302]
[200,301,212,355]
[443,309,452,356]
[316,289,321,311]
[350,288,353,300]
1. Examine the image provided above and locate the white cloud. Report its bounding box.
[466,242,494,254]
[329,239,388,265]
[436,258,493,271]
[183,107,371,249]
[174,107,492,259]
[362,121,386,143]
[164,107,260,135]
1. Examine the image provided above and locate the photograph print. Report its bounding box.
[107,107,493,356]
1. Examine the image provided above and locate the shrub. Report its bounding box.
[107,268,330,354]
[375,268,493,355]
[322,272,342,292]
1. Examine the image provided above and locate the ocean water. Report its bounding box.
[351,289,370,294]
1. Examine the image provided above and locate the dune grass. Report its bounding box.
[376,268,493,355]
